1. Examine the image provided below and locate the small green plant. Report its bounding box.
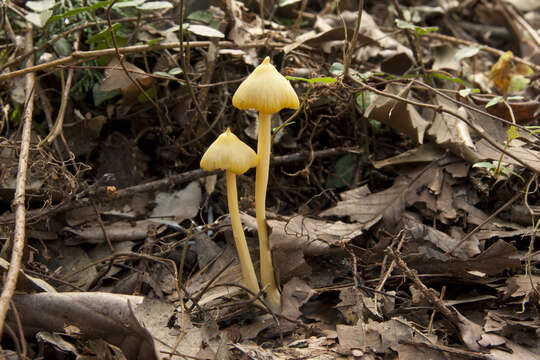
[473,126,523,182]
[395,19,438,36]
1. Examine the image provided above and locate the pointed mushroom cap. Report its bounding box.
[232,57,300,114]
[200,128,258,175]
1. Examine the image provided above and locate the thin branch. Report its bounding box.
[39,33,79,146]
[343,0,364,78]
[0,40,287,82]
[106,0,161,113]
[0,15,162,72]
[178,0,207,125]
[350,77,538,173]
[0,27,36,343]
[0,146,355,225]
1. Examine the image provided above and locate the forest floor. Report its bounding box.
[0,0,539,359]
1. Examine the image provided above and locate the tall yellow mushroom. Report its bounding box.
[200,128,260,298]
[232,57,299,312]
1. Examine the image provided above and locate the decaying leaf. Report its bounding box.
[283,27,376,54]
[280,278,316,331]
[364,83,429,143]
[8,292,158,360]
[489,51,533,94]
[427,96,478,162]
[100,57,152,94]
[406,239,520,276]
[151,181,202,220]
[241,213,363,256]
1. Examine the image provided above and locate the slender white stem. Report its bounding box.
[256,113,281,312]
[226,171,260,298]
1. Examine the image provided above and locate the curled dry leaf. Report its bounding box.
[8,292,158,360]
[364,83,429,144]
[240,213,363,256]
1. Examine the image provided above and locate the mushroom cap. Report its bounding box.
[232,57,300,114]
[200,128,258,175]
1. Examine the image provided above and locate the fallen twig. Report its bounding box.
[0,146,356,225]
[0,28,36,343]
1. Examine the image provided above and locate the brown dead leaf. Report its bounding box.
[283,27,376,54]
[364,83,429,143]
[371,143,446,169]
[427,96,477,162]
[320,182,406,230]
[63,220,155,245]
[505,274,540,298]
[280,278,315,328]
[8,292,158,360]
[432,45,461,71]
[100,57,152,93]
[338,317,443,357]
[186,235,244,306]
[489,51,533,94]
[226,0,262,66]
[150,181,202,221]
[336,324,365,354]
[403,212,480,259]
[475,138,540,173]
[406,239,520,276]
[471,95,540,123]
[241,213,363,256]
[335,287,360,325]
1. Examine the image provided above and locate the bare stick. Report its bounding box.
[343,0,364,78]
[0,40,287,82]
[0,28,36,343]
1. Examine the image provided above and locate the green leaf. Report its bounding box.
[93,83,120,107]
[168,67,183,75]
[186,24,224,38]
[137,87,155,103]
[329,62,344,76]
[53,37,72,57]
[395,19,438,35]
[473,162,497,170]
[26,10,53,27]
[507,126,519,141]
[113,0,145,8]
[86,23,121,44]
[26,0,55,12]
[285,76,337,85]
[326,154,356,189]
[486,96,503,108]
[525,126,540,135]
[153,71,176,79]
[455,46,480,61]
[187,9,214,23]
[280,0,301,6]
[146,37,164,45]
[355,91,377,113]
[428,71,468,86]
[415,26,438,35]
[47,0,114,24]
[458,88,480,97]
[508,76,530,93]
[137,1,173,10]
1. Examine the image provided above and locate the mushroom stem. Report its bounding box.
[226,170,261,298]
[256,112,281,312]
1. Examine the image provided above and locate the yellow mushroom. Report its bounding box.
[232,57,299,312]
[200,128,260,298]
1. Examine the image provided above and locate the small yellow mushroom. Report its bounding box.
[232,57,299,312]
[200,128,260,298]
